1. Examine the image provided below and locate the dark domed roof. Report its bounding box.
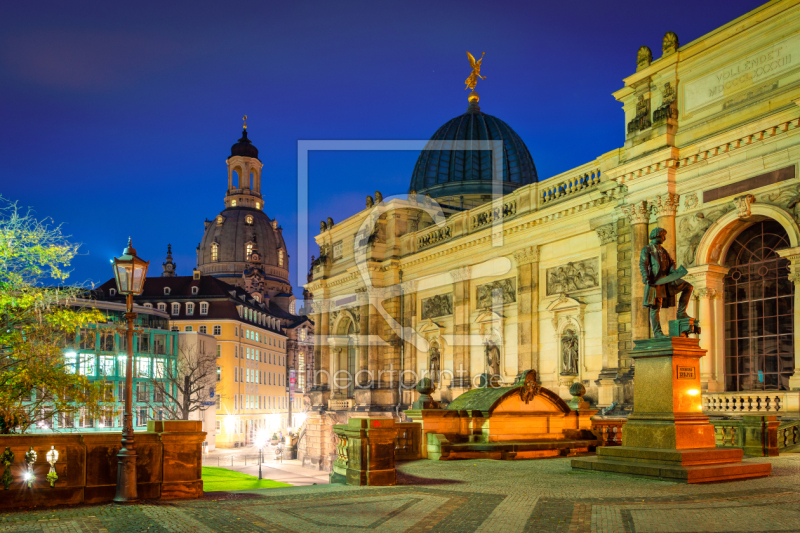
[410,105,537,199]
[196,207,288,284]
[230,130,259,160]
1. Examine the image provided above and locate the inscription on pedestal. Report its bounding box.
[677,366,696,380]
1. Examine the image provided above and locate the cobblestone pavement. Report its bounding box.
[2,455,800,532]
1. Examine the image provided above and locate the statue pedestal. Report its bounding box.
[572,333,771,483]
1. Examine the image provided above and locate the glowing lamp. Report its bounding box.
[112,238,150,296]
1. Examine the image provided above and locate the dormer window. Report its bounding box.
[186,303,195,315]
[157,303,166,312]
[144,303,153,308]
[164,287,171,295]
[171,303,180,315]
[109,288,116,297]
[246,215,254,225]
[212,243,219,262]
[246,243,253,258]
[200,302,209,315]
[216,216,224,225]
[192,286,199,295]
[278,250,284,267]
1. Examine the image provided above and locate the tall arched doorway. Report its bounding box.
[723,220,794,391]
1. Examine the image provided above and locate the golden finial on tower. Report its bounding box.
[465,51,486,105]
[243,115,248,130]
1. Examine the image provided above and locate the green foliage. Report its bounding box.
[0,197,106,433]
[1,447,13,490]
[201,466,292,491]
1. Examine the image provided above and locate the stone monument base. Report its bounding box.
[572,446,771,483]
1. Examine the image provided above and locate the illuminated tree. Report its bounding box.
[0,197,105,433]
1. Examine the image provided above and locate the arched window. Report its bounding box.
[246,215,253,225]
[246,243,253,258]
[157,303,167,312]
[256,202,261,209]
[231,200,237,207]
[164,287,171,295]
[185,325,193,332]
[278,250,284,267]
[212,243,219,262]
[724,220,794,391]
[171,303,180,315]
[199,325,207,334]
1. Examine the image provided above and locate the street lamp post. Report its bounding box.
[254,431,267,480]
[111,238,149,503]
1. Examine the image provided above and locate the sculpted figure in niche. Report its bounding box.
[485,342,501,378]
[561,329,579,375]
[640,227,694,338]
[428,340,441,386]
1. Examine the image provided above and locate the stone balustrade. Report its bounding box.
[703,391,800,416]
[0,420,205,510]
[590,417,626,446]
[328,398,355,411]
[540,167,602,205]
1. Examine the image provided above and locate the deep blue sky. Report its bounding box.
[0,0,764,300]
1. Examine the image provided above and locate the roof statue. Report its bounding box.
[465,51,486,104]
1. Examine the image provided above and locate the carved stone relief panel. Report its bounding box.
[476,278,516,308]
[676,206,732,266]
[421,294,453,320]
[545,258,599,295]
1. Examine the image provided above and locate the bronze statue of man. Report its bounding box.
[639,227,693,337]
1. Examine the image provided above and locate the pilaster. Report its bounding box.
[621,201,651,342]
[595,223,620,406]
[513,246,539,374]
[450,266,472,390]
[776,247,800,390]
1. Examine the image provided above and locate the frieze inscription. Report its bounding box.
[546,258,599,295]
[421,294,453,320]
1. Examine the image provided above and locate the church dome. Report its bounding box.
[409,103,538,201]
[230,130,259,160]
[196,207,289,286]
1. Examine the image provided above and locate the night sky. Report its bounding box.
[0,0,764,300]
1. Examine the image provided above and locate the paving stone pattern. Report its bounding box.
[2,455,800,532]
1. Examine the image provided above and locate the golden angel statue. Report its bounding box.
[465,51,486,91]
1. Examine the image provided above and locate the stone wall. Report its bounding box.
[0,420,205,510]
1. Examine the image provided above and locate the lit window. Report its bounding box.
[200,302,209,315]
[213,325,221,336]
[256,202,261,209]
[186,303,195,315]
[299,329,306,341]
[246,243,253,258]
[217,216,224,225]
[246,215,253,225]
[278,250,284,267]
[217,367,221,382]
[216,345,221,358]
[171,303,180,315]
[154,359,165,378]
[199,325,207,334]
[185,326,193,332]
[255,332,259,342]
[192,286,199,295]
[164,287,171,295]
[212,243,219,262]
[171,326,179,332]
[158,303,167,312]
[231,200,237,207]
[78,353,96,376]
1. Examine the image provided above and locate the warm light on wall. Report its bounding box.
[687,389,699,396]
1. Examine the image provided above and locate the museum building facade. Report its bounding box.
[300,0,800,470]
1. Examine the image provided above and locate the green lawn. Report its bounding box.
[202,466,292,492]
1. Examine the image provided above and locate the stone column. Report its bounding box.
[621,201,650,341]
[367,288,381,387]
[685,264,728,392]
[356,290,370,386]
[401,280,418,388]
[776,247,800,391]
[652,193,680,326]
[513,246,539,374]
[595,223,620,406]
[317,301,330,391]
[450,266,472,391]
